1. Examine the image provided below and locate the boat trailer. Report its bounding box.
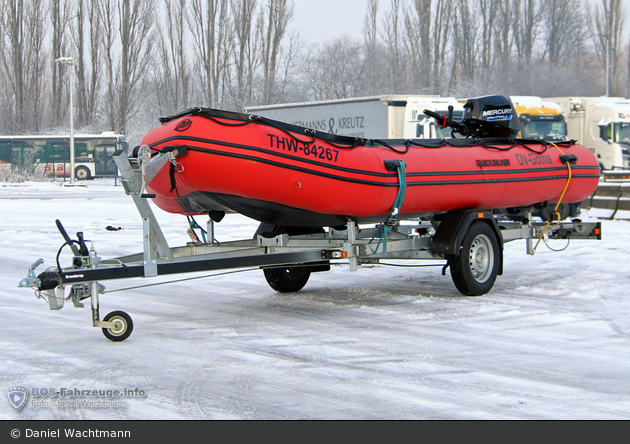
[18,149,602,341]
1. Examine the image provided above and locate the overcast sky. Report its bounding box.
[289,0,630,46]
[289,0,367,44]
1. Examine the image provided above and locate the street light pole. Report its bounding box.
[55,57,76,184]
[600,34,610,97]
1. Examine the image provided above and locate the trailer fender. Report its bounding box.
[431,209,504,275]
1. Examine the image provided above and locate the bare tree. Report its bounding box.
[50,0,72,128]
[477,0,496,71]
[591,0,627,96]
[403,0,453,94]
[231,0,260,109]
[0,0,25,132]
[494,0,514,67]
[362,0,389,95]
[0,0,625,140]
[156,0,191,115]
[23,0,46,132]
[404,0,432,91]
[453,0,480,82]
[188,0,231,108]
[73,0,103,130]
[116,0,156,135]
[513,0,542,67]
[274,29,304,102]
[99,0,117,131]
[0,0,47,133]
[381,0,404,91]
[429,0,453,94]
[542,0,586,65]
[363,0,378,53]
[302,36,369,100]
[260,0,293,104]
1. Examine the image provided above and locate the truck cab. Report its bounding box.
[545,96,630,171]
[511,96,567,141]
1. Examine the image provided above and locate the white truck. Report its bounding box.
[245,95,464,140]
[544,96,630,171]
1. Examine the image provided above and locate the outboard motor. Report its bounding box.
[461,95,521,139]
[424,94,521,139]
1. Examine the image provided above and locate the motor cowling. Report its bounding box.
[462,95,521,139]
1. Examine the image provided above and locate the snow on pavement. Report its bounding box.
[0,179,629,419]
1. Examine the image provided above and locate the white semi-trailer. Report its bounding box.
[245,95,464,140]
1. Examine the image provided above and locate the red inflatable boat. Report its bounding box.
[139,104,600,228]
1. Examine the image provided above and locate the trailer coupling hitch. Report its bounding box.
[17,259,66,311]
[18,258,44,289]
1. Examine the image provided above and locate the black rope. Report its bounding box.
[368,139,409,154]
[405,137,576,156]
[479,139,575,155]
[169,162,177,193]
[324,137,365,150]
[406,138,459,149]
[157,107,578,158]
[202,113,260,127]
[479,139,525,152]
[261,118,318,145]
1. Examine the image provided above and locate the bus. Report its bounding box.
[0,132,128,180]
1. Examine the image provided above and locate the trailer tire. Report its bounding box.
[263,266,311,293]
[101,310,133,342]
[449,221,500,296]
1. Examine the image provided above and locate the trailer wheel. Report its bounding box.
[540,203,572,222]
[263,266,311,293]
[101,310,133,342]
[449,222,500,296]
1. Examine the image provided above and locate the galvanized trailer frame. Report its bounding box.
[18,148,602,341]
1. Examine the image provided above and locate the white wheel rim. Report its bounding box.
[469,233,494,283]
[108,317,127,336]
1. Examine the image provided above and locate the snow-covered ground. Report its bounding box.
[1,178,629,419]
